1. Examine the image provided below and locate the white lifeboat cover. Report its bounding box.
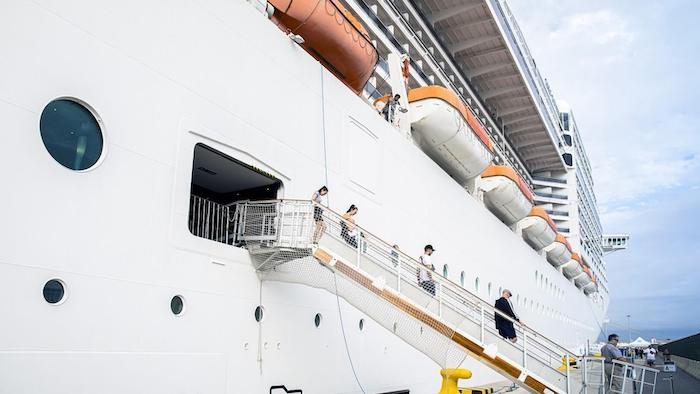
[546,241,571,267]
[481,177,532,225]
[411,98,492,183]
[583,282,597,295]
[574,272,592,288]
[562,259,584,279]
[520,209,556,250]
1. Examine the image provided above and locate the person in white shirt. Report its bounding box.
[643,345,657,367]
[418,245,436,296]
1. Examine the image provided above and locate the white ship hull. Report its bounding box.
[0,1,607,392]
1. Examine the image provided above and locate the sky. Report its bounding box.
[507,0,700,341]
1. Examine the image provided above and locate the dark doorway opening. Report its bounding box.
[188,143,281,244]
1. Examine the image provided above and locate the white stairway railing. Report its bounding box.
[233,199,605,393]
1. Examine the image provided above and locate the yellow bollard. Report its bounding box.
[556,355,577,371]
[439,368,473,394]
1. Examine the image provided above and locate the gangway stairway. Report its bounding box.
[232,200,588,393]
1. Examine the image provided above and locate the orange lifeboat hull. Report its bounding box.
[269,0,378,93]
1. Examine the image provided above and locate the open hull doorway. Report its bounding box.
[188,143,282,245]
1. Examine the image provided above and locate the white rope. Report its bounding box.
[333,272,366,393]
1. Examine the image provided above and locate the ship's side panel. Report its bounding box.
[0,0,603,392]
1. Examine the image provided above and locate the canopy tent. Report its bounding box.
[628,337,652,348]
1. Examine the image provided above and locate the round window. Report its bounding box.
[358,318,365,331]
[40,98,104,170]
[255,306,264,322]
[43,279,65,304]
[314,313,322,328]
[170,295,184,315]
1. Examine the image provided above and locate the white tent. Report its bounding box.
[628,337,651,348]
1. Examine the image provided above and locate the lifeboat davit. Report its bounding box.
[480,165,534,225]
[562,253,584,279]
[546,234,572,267]
[408,86,494,183]
[268,0,378,93]
[520,207,557,250]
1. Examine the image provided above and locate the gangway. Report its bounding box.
[232,199,597,393]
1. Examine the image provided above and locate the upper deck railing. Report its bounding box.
[493,0,564,147]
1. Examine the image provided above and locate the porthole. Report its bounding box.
[487,282,492,297]
[359,318,365,331]
[475,277,480,292]
[460,271,465,287]
[254,305,264,322]
[442,264,449,278]
[170,295,185,315]
[314,313,322,328]
[43,279,66,304]
[392,322,398,333]
[40,98,105,171]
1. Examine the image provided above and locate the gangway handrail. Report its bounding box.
[237,199,575,360]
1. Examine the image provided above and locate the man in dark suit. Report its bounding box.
[494,289,520,343]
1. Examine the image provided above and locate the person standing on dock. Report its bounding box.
[311,186,328,244]
[418,245,436,296]
[494,289,519,343]
[601,334,626,391]
[643,345,657,367]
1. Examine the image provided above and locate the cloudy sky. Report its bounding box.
[507,0,700,341]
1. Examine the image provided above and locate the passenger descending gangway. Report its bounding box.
[232,199,591,393]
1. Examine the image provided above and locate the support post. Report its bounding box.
[480,305,485,343]
[523,331,528,369]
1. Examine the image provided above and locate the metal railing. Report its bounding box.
[608,360,659,393]
[233,200,586,392]
[546,210,570,217]
[188,195,232,244]
[533,175,568,184]
[535,191,569,200]
[494,0,564,146]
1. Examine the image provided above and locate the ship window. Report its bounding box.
[487,282,492,297]
[442,264,449,278]
[460,271,465,287]
[563,134,572,146]
[359,319,365,331]
[314,313,322,328]
[40,98,104,171]
[188,143,282,245]
[171,295,185,315]
[563,153,573,166]
[475,278,480,292]
[255,306,265,322]
[43,279,66,304]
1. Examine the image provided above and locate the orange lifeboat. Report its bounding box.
[546,234,572,267]
[520,207,557,251]
[406,86,494,183]
[562,253,584,279]
[480,165,534,225]
[268,0,378,93]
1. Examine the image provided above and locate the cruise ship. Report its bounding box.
[0,0,629,392]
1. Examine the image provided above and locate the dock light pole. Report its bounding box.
[626,314,631,343]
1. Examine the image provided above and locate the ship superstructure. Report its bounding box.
[0,0,622,392]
